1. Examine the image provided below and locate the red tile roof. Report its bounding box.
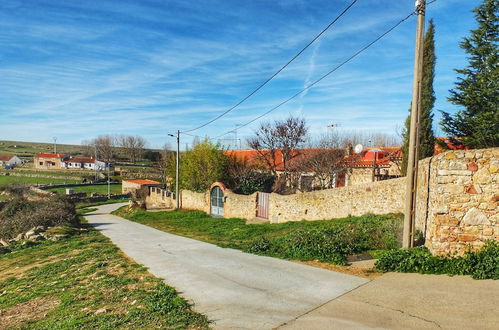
[0,155,15,161]
[226,148,345,172]
[35,153,67,158]
[343,146,402,168]
[123,179,161,185]
[434,137,469,155]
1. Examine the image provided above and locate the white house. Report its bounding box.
[0,154,22,167]
[64,157,108,171]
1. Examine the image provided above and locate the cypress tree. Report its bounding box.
[440,0,499,148]
[401,20,436,175]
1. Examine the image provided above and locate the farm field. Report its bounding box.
[0,176,80,186]
[48,184,122,195]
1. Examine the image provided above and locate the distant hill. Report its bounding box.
[0,140,86,161]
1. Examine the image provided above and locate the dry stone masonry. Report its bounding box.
[422,148,498,255]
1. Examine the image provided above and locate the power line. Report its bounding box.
[180,0,359,134]
[213,9,417,140]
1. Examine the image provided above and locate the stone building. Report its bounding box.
[122,179,161,196]
[0,154,22,167]
[34,153,69,169]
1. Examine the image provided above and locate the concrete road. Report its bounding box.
[280,272,499,330]
[85,204,368,329]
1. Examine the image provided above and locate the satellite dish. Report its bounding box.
[354,144,363,154]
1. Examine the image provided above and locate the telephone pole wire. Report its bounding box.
[403,0,426,248]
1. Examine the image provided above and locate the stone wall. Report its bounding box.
[146,187,175,209]
[421,148,498,255]
[181,190,210,213]
[267,177,405,223]
[144,147,498,256]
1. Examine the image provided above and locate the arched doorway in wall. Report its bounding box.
[210,185,224,217]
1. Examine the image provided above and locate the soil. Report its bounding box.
[292,260,383,280]
[0,297,60,328]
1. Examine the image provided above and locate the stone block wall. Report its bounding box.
[146,187,175,209]
[267,177,405,223]
[422,148,498,255]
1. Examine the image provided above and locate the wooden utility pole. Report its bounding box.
[175,130,180,209]
[403,0,426,248]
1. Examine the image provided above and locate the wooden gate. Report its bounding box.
[210,186,224,217]
[256,192,269,219]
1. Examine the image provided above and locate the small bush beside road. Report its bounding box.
[375,241,499,280]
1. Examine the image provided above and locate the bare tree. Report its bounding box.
[81,140,94,157]
[155,143,173,186]
[93,135,115,163]
[117,135,147,163]
[247,116,308,192]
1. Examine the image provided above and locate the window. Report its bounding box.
[39,162,43,166]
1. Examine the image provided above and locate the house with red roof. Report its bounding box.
[122,179,161,195]
[0,154,22,167]
[226,146,402,191]
[343,147,402,186]
[64,156,107,170]
[34,153,69,169]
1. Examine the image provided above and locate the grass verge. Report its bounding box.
[0,225,209,329]
[113,208,403,265]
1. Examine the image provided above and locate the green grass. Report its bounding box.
[76,199,129,209]
[0,169,86,178]
[0,227,209,329]
[48,184,122,195]
[113,208,403,265]
[0,176,80,186]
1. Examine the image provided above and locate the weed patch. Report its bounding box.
[375,241,499,280]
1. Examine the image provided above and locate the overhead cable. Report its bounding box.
[213,10,417,139]
[180,0,359,133]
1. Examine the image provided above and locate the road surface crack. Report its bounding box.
[365,301,442,328]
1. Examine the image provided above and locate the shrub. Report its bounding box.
[0,195,78,239]
[375,241,499,280]
[247,214,403,265]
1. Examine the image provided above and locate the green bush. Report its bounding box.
[375,241,499,280]
[247,214,402,265]
[0,195,78,239]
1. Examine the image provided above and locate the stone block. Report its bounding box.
[435,215,460,226]
[458,234,477,242]
[473,168,490,184]
[445,152,457,160]
[482,227,493,236]
[448,162,468,170]
[462,207,490,225]
[443,184,464,194]
[463,226,479,235]
[437,169,472,176]
[464,184,481,194]
[489,164,498,174]
[467,162,478,171]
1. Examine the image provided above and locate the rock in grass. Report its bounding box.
[94,308,109,315]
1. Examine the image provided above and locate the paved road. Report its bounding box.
[85,204,368,329]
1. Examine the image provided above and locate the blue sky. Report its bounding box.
[0,0,482,149]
